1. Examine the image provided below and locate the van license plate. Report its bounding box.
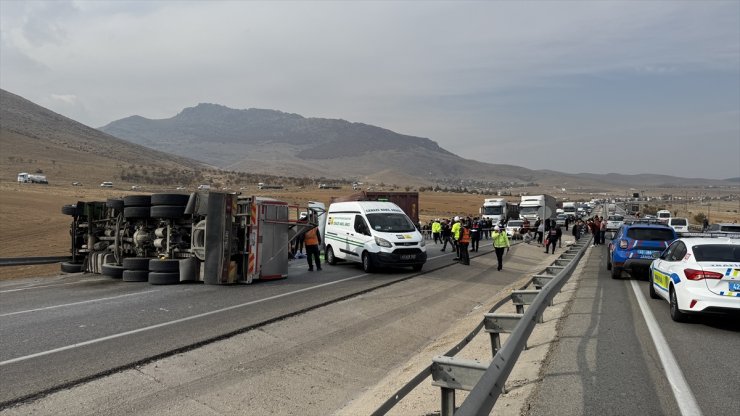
[729,281,740,292]
[400,254,415,260]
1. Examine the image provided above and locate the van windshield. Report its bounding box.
[670,218,687,226]
[366,213,416,232]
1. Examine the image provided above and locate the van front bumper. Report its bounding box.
[370,251,427,267]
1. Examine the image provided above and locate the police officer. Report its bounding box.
[492,225,510,271]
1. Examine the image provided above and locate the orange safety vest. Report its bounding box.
[304,228,319,246]
[459,227,471,244]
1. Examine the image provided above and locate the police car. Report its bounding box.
[649,236,740,322]
[607,220,677,279]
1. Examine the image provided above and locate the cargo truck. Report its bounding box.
[519,194,556,222]
[480,198,519,224]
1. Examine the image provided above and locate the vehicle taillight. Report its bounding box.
[683,268,724,281]
[619,239,628,249]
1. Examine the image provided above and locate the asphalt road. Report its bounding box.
[0,237,513,406]
[527,243,740,416]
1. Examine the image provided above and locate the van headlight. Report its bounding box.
[375,236,392,248]
[419,239,426,247]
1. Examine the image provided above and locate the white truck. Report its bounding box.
[562,202,577,219]
[480,198,519,224]
[17,172,48,184]
[519,194,556,222]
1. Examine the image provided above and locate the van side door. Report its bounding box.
[351,215,372,258]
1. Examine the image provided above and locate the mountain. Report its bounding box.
[0,89,203,185]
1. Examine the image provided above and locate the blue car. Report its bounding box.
[607,222,677,279]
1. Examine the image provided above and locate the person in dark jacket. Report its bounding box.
[545,224,561,254]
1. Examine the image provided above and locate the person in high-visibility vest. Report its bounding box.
[304,226,322,271]
[431,219,442,245]
[492,225,511,271]
[451,216,462,260]
[458,220,471,265]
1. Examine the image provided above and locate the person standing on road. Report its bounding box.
[545,224,560,254]
[599,217,607,245]
[458,220,471,265]
[573,219,581,241]
[536,219,545,245]
[432,219,442,245]
[451,216,462,260]
[470,217,481,252]
[441,219,453,251]
[492,225,510,271]
[304,225,322,271]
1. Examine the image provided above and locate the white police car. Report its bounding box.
[649,237,740,322]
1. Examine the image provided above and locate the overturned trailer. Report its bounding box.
[61,192,321,285]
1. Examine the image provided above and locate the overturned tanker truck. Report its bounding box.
[60,192,323,285]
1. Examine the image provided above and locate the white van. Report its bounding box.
[667,217,688,234]
[324,201,426,272]
[656,210,671,223]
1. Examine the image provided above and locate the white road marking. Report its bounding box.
[0,278,110,293]
[630,280,703,416]
[0,290,159,318]
[0,272,369,366]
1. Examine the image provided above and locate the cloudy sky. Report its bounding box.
[1,0,738,179]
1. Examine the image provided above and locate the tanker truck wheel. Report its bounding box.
[148,272,180,285]
[61,205,78,216]
[151,193,190,206]
[122,269,149,282]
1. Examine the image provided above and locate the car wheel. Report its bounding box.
[325,246,337,265]
[606,258,612,270]
[60,261,83,273]
[669,287,688,322]
[611,266,621,279]
[648,270,660,299]
[362,252,374,273]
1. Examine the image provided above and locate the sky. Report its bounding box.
[1,0,739,180]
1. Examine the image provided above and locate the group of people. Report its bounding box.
[428,217,511,270]
[586,216,608,245]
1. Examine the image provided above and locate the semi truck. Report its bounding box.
[519,194,556,222]
[562,202,577,219]
[17,172,48,184]
[480,198,519,224]
[59,192,320,285]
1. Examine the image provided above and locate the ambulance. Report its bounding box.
[324,201,426,273]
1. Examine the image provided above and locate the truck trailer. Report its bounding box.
[60,192,320,285]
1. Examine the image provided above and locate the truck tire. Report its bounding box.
[101,263,124,278]
[122,269,149,282]
[60,261,83,273]
[106,198,124,211]
[149,259,180,273]
[61,205,78,216]
[123,206,150,219]
[151,193,190,206]
[123,257,152,270]
[123,195,151,207]
[149,272,180,285]
[150,205,185,219]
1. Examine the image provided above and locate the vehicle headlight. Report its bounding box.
[419,239,426,247]
[375,236,392,248]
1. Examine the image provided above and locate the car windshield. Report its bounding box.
[482,206,503,215]
[366,213,416,232]
[507,220,523,227]
[519,207,539,215]
[557,215,566,219]
[658,212,671,218]
[670,218,687,226]
[608,215,623,221]
[626,227,675,241]
[692,244,740,262]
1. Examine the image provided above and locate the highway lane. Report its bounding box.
[0,239,501,405]
[528,244,739,416]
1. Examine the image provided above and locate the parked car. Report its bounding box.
[649,237,740,322]
[72,181,82,186]
[100,181,113,188]
[606,215,625,231]
[505,220,524,240]
[667,217,689,234]
[607,223,677,279]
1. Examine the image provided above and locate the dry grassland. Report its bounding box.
[1,180,737,280]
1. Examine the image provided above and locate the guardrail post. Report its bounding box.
[484,313,525,355]
[432,356,488,416]
[511,290,543,323]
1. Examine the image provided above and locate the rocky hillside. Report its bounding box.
[0,89,204,186]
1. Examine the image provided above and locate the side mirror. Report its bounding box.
[652,251,662,259]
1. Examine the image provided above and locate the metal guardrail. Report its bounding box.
[371,234,592,415]
[0,256,71,267]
